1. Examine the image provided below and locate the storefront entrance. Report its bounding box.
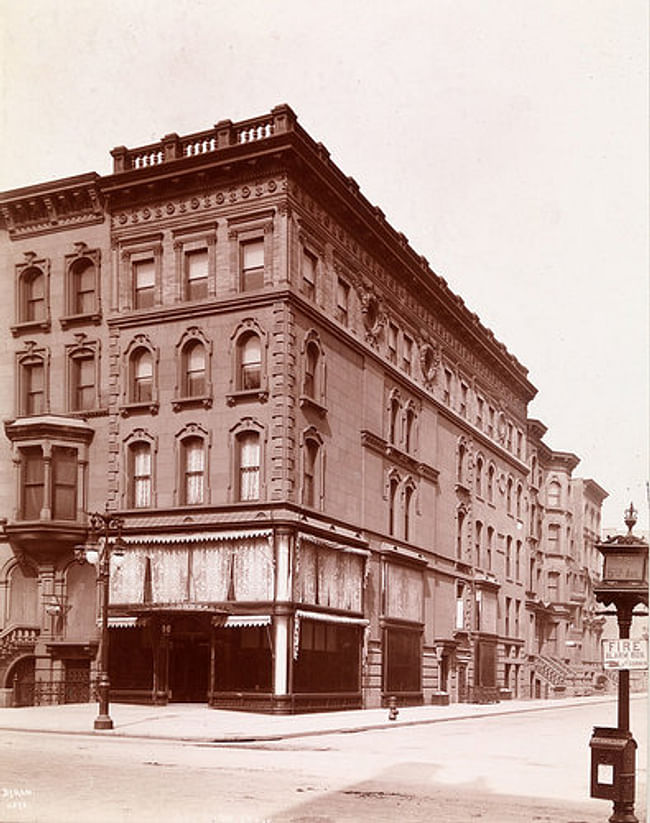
[169,633,210,702]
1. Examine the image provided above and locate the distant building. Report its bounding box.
[0,106,610,711]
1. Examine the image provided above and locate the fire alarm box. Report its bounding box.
[589,726,637,801]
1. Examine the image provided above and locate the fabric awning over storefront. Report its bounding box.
[105,616,139,628]
[220,615,271,628]
[120,529,272,545]
[295,609,369,626]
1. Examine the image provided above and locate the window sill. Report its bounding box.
[60,312,102,329]
[172,395,213,411]
[299,396,327,416]
[119,401,159,417]
[11,319,51,336]
[226,389,268,406]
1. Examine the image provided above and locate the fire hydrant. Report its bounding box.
[388,695,399,721]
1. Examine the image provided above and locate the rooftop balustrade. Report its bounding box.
[110,105,294,173]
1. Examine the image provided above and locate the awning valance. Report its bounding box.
[105,616,139,628]
[218,615,271,628]
[121,529,272,545]
[297,534,370,557]
[295,609,369,626]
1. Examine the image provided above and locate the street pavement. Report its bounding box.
[0,692,644,743]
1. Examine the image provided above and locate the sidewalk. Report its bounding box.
[0,692,640,744]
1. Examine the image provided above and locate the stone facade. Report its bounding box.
[0,106,609,711]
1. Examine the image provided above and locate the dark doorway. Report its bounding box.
[169,634,210,702]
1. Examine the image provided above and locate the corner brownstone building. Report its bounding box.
[0,106,609,712]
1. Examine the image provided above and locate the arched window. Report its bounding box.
[404,406,415,453]
[548,480,561,508]
[304,341,319,399]
[516,485,523,519]
[237,431,260,501]
[21,267,45,322]
[457,442,466,484]
[457,509,465,558]
[404,484,414,541]
[389,397,400,445]
[475,456,484,497]
[182,340,206,397]
[129,441,152,508]
[131,349,153,403]
[486,526,494,571]
[181,436,205,505]
[20,355,45,415]
[388,476,399,536]
[239,333,261,391]
[69,258,96,315]
[506,477,514,514]
[303,437,321,508]
[487,465,495,503]
[475,521,483,567]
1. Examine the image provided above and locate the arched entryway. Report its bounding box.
[6,656,35,706]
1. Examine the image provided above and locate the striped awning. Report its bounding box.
[105,616,139,628]
[295,609,369,626]
[220,615,271,628]
[121,529,272,545]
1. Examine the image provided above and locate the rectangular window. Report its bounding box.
[548,523,561,553]
[459,382,468,418]
[444,369,452,404]
[548,571,560,601]
[455,583,464,629]
[52,446,77,520]
[241,239,264,291]
[505,596,511,636]
[302,250,317,299]
[22,447,44,520]
[506,536,512,578]
[388,323,398,363]
[402,335,412,375]
[476,397,484,428]
[133,259,155,309]
[184,249,208,301]
[336,278,350,325]
[488,407,495,437]
[72,355,95,411]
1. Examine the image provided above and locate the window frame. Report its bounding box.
[176,426,210,507]
[118,236,163,313]
[227,319,268,405]
[13,255,51,335]
[66,339,100,413]
[123,430,157,509]
[301,428,324,510]
[62,246,101,327]
[299,331,327,414]
[230,419,266,504]
[17,344,49,417]
[173,224,217,303]
[173,327,213,410]
[121,335,159,416]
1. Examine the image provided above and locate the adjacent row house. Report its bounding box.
[0,106,609,712]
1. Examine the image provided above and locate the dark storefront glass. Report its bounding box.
[293,621,360,693]
[384,627,421,693]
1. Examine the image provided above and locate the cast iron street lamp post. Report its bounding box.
[76,511,125,730]
[591,503,648,823]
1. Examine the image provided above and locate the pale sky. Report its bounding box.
[1,0,648,531]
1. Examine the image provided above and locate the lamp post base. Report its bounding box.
[94,715,114,730]
[609,802,638,823]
